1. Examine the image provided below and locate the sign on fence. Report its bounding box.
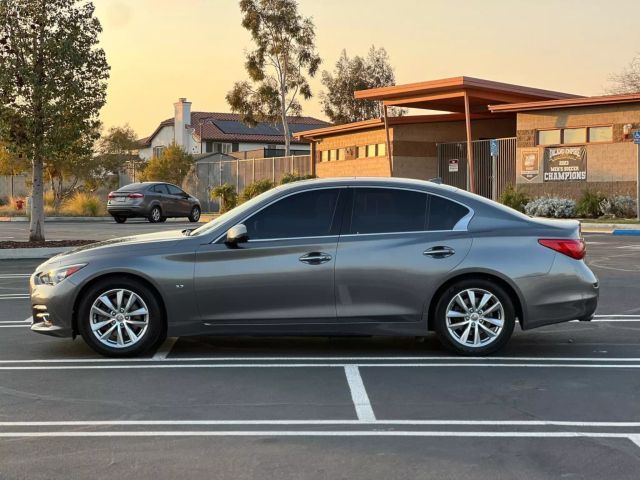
[448,159,459,172]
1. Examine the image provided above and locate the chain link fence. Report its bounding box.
[184,155,312,212]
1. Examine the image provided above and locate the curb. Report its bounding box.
[0,247,73,260]
[0,216,114,222]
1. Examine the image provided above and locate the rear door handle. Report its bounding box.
[423,246,455,258]
[299,252,333,265]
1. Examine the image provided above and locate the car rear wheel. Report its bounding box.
[78,278,165,357]
[433,279,515,355]
[113,215,127,224]
[148,206,162,223]
[188,206,201,222]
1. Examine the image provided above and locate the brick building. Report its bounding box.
[295,76,640,200]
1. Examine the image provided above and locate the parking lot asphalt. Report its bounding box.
[0,233,639,479]
[0,218,204,241]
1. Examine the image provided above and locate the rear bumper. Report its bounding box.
[518,255,599,330]
[107,205,148,217]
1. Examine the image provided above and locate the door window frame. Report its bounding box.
[213,186,349,244]
[341,186,473,237]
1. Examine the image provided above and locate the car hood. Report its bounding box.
[41,229,188,267]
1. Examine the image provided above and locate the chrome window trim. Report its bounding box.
[211,183,474,244]
[212,186,347,244]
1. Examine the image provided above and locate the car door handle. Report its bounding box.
[423,246,455,258]
[299,252,333,265]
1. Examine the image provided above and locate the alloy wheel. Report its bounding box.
[89,289,150,349]
[151,207,161,222]
[445,288,505,348]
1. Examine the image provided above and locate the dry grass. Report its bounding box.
[60,192,106,217]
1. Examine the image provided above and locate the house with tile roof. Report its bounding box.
[137,98,329,160]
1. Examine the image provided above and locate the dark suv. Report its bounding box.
[107,182,201,224]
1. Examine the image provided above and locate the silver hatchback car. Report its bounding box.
[31,178,598,357]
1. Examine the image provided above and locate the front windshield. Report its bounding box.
[189,186,282,237]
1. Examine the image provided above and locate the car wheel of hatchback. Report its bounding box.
[148,206,162,223]
[113,215,127,224]
[188,205,201,222]
[77,279,165,357]
[433,279,515,356]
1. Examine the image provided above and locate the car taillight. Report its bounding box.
[538,238,586,260]
[108,192,116,199]
[128,193,144,199]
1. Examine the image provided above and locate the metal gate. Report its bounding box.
[437,138,516,200]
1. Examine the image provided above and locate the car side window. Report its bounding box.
[349,188,428,234]
[152,184,168,194]
[245,189,341,241]
[166,185,184,196]
[427,195,469,231]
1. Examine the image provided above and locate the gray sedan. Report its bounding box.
[30,178,598,357]
[107,182,201,223]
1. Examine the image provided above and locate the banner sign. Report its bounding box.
[520,149,540,181]
[543,146,587,182]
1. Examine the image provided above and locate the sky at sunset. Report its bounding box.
[93,0,640,138]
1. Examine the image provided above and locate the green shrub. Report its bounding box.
[524,197,576,218]
[576,189,606,218]
[211,183,238,213]
[499,184,529,213]
[241,179,276,202]
[280,171,316,184]
[61,192,105,216]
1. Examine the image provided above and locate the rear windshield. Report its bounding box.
[117,183,149,192]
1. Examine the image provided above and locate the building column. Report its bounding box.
[383,104,393,176]
[463,92,475,193]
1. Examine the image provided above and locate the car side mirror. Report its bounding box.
[225,224,248,246]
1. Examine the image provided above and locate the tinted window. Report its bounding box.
[350,188,428,234]
[245,189,341,240]
[151,184,168,194]
[428,195,469,230]
[166,184,184,195]
[118,183,146,192]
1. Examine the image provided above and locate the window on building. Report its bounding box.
[377,143,386,157]
[206,142,232,154]
[152,146,165,158]
[366,144,377,157]
[349,188,428,235]
[320,150,329,162]
[357,146,367,158]
[588,126,613,143]
[563,128,587,144]
[428,195,469,231]
[537,130,561,146]
[337,148,345,161]
[244,189,341,240]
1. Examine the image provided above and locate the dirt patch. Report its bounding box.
[0,240,95,249]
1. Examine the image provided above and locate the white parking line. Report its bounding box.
[344,365,376,422]
[1,419,639,427]
[0,316,32,324]
[0,274,31,279]
[152,337,179,360]
[0,431,638,444]
[0,324,30,328]
[3,362,640,370]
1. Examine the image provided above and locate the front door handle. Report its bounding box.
[423,246,455,258]
[299,252,333,265]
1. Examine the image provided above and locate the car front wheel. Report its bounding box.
[77,278,165,357]
[188,206,201,222]
[433,279,515,355]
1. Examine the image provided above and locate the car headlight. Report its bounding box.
[37,264,86,286]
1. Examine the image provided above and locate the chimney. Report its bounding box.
[173,97,192,149]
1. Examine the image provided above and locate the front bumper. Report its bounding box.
[29,275,77,338]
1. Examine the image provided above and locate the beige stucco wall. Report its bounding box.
[515,104,640,198]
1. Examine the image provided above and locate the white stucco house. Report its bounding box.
[137,98,329,160]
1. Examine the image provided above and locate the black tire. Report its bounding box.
[188,205,201,223]
[433,278,515,356]
[77,278,165,357]
[158,217,167,223]
[148,206,162,223]
[113,215,127,224]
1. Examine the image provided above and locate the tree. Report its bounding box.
[139,144,193,185]
[0,0,109,241]
[320,46,405,124]
[226,0,321,155]
[607,53,640,94]
[97,124,143,182]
